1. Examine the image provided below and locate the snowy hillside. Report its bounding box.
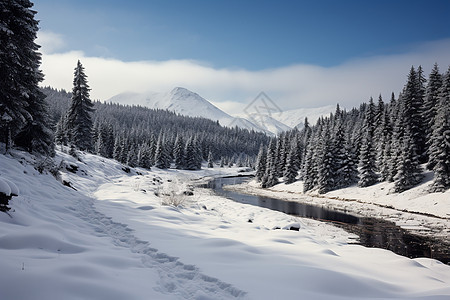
[1,150,450,299]
[108,87,270,134]
[246,113,292,134]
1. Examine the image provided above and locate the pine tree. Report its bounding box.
[119,136,129,164]
[255,144,267,182]
[184,136,201,170]
[424,64,443,169]
[387,94,403,182]
[317,124,335,193]
[207,150,214,168]
[403,66,426,162]
[283,141,299,184]
[428,67,450,192]
[193,137,203,169]
[55,114,68,146]
[155,132,170,169]
[261,139,278,188]
[174,135,185,169]
[393,125,423,192]
[301,142,316,192]
[332,122,349,188]
[340,142,359,187]
[138,143,152,169]
[0,0,54,155]
[113,135,122,162]
[66,60,94,151]
[358,98,378,187]
[126,146,138,168]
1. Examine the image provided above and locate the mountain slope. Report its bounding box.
[108,87,337,135]
[246,113,292,134]
[108,87,269,133]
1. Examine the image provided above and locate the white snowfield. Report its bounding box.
[0,150,449,300]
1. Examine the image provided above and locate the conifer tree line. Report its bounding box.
[44,86,269,170]
[256,64,450,193]
[1,1,449,190]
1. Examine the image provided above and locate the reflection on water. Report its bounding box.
[202,176,449,264]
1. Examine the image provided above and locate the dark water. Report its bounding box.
[202,176,450,264]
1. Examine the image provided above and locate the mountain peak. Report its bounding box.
[107,87,334,136]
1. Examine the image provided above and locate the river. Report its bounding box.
[202,176,449,264]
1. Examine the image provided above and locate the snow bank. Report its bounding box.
[228,178,450,242]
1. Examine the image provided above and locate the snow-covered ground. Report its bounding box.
[1,150,450,299]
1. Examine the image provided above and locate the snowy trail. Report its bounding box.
[70,187,247,299]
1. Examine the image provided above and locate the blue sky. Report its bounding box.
[34,0,450,113]
[35,0,450,69]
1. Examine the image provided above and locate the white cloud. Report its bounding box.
[39,37,450,116]
[36,31,66,54]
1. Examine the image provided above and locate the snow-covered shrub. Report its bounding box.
[159,180,187,207]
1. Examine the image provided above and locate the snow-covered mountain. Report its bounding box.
[108,87,335,135]
[108,87,269,133]
[246,113,292,134]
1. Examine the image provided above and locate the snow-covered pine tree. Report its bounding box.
[302,119,327,192]
[393,125,423,192]
[174,135,185,169]
[195,137,203,169]
[66,60,95,151]
[387,93,403,182]
[207,150,214,168]
[317,123,335,193]
[402,66,426,163]
[137,143,152,169]
[331,122,349,188]
[301,142,315,192]
[183,137,199,170]
[155,132,170,169]
[358,98,378,187]
[428,67,450,192]
[423,64,442,132]
[113,135,122,162]
[55,114,69,146]
[0,0,54,155]
[126,146,138,168]
[119,136,129,164]
[261,139,278,188]
[104,123,115,158]
[301,117,312,146]
[283,141,299,184]
[424,64,443,169]
[376,105,392,177]
[373,94,385,159]
[274,135,284,177]
[255,144,267,182]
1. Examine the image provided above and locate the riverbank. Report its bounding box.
[224,178,450,244]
